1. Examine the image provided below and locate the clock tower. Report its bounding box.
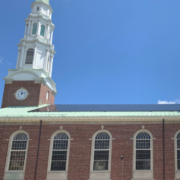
[1,0,57,108]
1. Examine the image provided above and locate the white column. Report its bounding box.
[27,21,31,35]
[49,56,54,77]
[37,21,41,36]
[16,49,21,69]
[44,50,49,71]
[20,46,25,68]
[47,25,50,40]
[33,45,38,68]
[24,24,27,38]
[45,24,48,39]
[50,31,53,44]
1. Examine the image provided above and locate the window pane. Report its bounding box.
[178,160,180,170]
[93,161,108,170]
[177,150,180,159]
[13,133,28,140]
[53,140,68,150]
[177,140,180,149]
[136,132,151,139]
[136,150,150,160]
[136,160,150,170]
[51,161,66,171]
[94,151,109,160]
[95,132,110,140]
[136,140,150,149]
[9,151,26,170]
[32,23,37,34]
[40,25,45,36]
[95,140,109,149]
[12,141,27,150]
[52,151,67,161]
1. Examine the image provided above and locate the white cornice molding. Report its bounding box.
[0,116,180,123]
[17,39,56,54]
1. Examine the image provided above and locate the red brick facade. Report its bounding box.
[1,81,55,108]
[0,122,179,180]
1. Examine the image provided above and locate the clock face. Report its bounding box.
[15,88,29,101]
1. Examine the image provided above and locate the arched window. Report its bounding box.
[135,132,151,170]
[32,23,37,35]
[176,133,180,170]
[8,133,28,171]
[50,133,69,171]
[37,7,39,11]
[40,25,45,37]
[93,132,110,171]
[25,49,34,64]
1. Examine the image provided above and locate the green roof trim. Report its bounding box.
[36,0,49,5]
[0,105,180,118]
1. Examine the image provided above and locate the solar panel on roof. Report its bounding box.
[29,104,180,112]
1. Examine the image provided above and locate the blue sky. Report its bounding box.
[0,0,180,104]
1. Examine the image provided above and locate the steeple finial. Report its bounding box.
[36,0,49,5]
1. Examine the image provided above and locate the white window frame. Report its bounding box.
[133,129,153,172]
[47,130,71,173]
[5,130,29,173]
[174,130,180,172]
[90,130,112,172]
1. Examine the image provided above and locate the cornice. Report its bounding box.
[17,39,56,54]
[0,116,180,124]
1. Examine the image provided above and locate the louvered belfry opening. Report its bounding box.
[25,49,34,64]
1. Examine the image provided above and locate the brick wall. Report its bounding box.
[1,81,54,108]
[0,122,179,180]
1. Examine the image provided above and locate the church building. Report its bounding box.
[0,1,180,180]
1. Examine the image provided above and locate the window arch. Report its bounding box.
[40,25,45,37]
[25,49,34,64]
[134,131,152,170]
[91,130,112,171]
[32,23,37,35]
[48,131,70,171]
[7,131,29,171]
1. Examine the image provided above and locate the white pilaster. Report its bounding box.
[16,50,21,69]
[49,55,53,77]
[50,31,53,44]
[33,45,38,68]
[37,21,41,36]
[44,50,49,71]
[20,46,25,68]
[24,24,28,38]
[28,21,31,35]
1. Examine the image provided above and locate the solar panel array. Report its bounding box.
[29,104,180,112]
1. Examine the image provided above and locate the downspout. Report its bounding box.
[34,120,42,180]
[163,119,165,180]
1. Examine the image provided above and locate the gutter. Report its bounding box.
[34,120,42,180]
[163,119,165,180]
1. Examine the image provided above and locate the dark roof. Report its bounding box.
[30,104,180,112]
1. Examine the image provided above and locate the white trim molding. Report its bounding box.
[3,130,29,180]
[46,130,71,180]
[132,129,154,180]
[174,130,180,180]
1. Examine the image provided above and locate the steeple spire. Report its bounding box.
[36,0,49,5]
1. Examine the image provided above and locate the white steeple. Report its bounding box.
[4,0,57,94]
